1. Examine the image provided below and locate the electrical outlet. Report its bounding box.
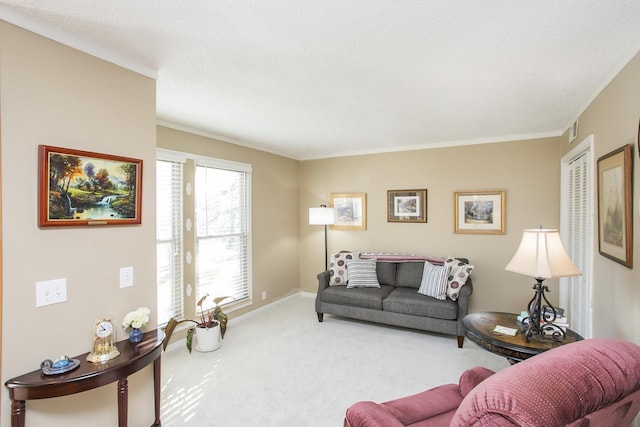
[262,291,267,300]
[120,266,134,288]
[36,278,67,307]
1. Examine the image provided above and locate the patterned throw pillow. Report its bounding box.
[329,252,358,286]
[444,257,475,301]
[346,259,380,288]
[417,262,451,300]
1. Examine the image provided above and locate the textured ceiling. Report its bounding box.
[2,1,640,160]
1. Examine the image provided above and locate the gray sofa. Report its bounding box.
[315,257,473,347]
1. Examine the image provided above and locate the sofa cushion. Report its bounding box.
[383,287,458,319]
[417,262,451,300]
[445,257,475,301]
[320,284,395,310]
[395,262,425,289]
[329,252,358,286]
[346,259,381,288]
[375,262,397,286]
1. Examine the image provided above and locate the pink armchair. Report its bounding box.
[344,338,640,427]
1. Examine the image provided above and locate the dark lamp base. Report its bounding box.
[521,278,566,343]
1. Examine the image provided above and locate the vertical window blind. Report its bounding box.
[156,157,185,325]
[195,158,252,307]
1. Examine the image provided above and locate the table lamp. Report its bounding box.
[309,205,335,271]
[505,228,581,342]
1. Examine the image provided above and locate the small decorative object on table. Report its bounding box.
[40,356,80,375]
[493,325,517,336]
[129,328,143,343]
[122,307,150,343]
[87,318,120,363]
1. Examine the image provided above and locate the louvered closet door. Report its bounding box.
[566,149,593,338]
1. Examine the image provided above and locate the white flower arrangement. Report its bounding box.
[122,307,151,329]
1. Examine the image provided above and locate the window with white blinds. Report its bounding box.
[156,157,185,325]
[195,158,252,305]
[566,149,593,338]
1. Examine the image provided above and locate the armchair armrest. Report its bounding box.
[380,383,465,425]
[344,401,407,427]
[345,384,464,426]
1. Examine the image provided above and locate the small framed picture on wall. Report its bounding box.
[387,189,427,223]
[454,190,505,234]
[330,192,367,230]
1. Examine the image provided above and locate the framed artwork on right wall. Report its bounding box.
[597,144,633,268]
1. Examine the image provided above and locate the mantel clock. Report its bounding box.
[87,318,120,363]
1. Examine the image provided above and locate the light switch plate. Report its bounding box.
[120,266,134,288]
[36,278,67,307]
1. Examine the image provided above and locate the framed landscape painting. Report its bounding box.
[330,192,367,230]
[387,189,427,223]
[38,145,143,227]
[454,190,505,234]
[597,144,633,268]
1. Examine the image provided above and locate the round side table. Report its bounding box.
[463,311,583,364]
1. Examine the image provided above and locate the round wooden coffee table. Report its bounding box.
[463,311,584,364]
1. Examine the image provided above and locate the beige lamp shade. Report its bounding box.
[309,206,335,225]
[505,228,582,279]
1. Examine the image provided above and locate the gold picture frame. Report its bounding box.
[329,193,367,230]
[387,189,427,223]
[454,190,505,234]
[597,144,633,268]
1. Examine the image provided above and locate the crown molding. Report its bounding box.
[0,5,158,79]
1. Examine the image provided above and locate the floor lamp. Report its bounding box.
[309,205,335,271]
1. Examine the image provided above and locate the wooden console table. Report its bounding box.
[5,329,164,427]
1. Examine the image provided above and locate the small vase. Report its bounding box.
[129,328,143,343]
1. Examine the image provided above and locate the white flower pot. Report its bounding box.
[195,323,221,352]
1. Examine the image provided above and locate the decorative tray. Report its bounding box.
[40,356,81,375]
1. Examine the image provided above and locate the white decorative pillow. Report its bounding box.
[417,262,451,300]
[329,252,358,286]
[444,257,475,301]
[346,259,380,288]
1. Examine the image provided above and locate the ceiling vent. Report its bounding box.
[569,120,579,143]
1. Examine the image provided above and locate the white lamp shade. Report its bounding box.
[309,207,335,225]
[505,228,582,278]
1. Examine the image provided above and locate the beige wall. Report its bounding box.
[299,138,564,315]
[560,51,640,342]
[156,126,301,325]
[1,23,157,426]
[299,50,640,345]
[2,14,639,427]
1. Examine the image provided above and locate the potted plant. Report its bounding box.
[163,294,232,352]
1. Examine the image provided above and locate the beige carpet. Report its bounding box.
[160,294,509,426]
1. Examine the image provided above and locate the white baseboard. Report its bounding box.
[229,292,307,325]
